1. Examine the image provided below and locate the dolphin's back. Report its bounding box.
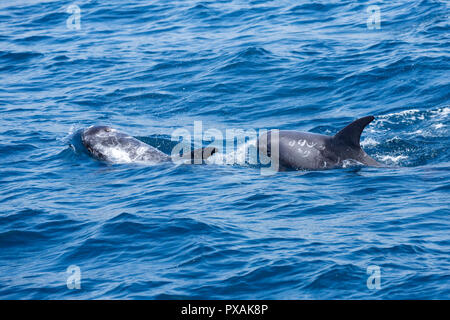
[277,131,333,170]
[81,126,218,164]
[81,126,170,163]
[258,116,381,170]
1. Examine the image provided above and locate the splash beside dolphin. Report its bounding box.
[257,116,382,171]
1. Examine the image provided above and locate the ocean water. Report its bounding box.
[0,0,449,299]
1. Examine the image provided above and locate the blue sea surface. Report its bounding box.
[0,0,449,299]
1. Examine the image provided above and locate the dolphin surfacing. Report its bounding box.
[257,116,382,171]
[81,126,216,164]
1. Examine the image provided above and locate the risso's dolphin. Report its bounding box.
[81,126,216,164]
[257,116,382,171]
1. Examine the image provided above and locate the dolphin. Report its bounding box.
[81,126,217,164]
[257,116,382,171]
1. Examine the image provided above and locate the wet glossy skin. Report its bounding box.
[258,130,380,171]
[81,126,171,163]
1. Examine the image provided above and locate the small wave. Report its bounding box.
[430,106,450,118]
[373,109,423,126]
[0,51,43,63]
[378,155,408,164]
[361,137,379,147]
[206,138,258,167]
[341,159,364,168]
[374,106,449,127]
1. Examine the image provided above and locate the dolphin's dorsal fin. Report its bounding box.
[190,147,217,160]
[182,146,218,163]
[333,116,375,148]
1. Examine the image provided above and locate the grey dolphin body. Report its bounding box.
[257,116,382,171]
[81,126,216,164]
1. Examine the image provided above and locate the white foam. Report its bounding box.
[342,159,364,168]
[360,137,379,147]
[378,155,408,163]
[430,107,450,118]
[68,124,76,136]
[206,139,258,166]
[375,107,449,128]
[377,109,420,120]
[392,109,420,116]
[373,109,421,126]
